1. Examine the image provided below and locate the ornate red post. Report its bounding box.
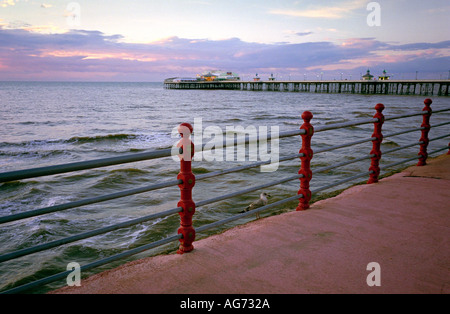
[417,98,432,166]
[368,103,385,184]
[176,123,196,254]
[297,111,314,211]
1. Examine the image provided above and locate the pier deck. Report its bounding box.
[53,154,450,294]
[164,79,450,96]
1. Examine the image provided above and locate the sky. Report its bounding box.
[0,0,449,81]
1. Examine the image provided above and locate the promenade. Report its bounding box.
[53,154,450,294]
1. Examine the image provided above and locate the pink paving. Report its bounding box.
[53,154,450,294]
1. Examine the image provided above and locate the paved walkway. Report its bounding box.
[53,154,450,294]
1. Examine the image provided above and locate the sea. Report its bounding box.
[0,81,449,293]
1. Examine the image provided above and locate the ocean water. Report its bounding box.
[0,81,449,293]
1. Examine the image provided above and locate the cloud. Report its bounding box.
[296,31,313,37]
[270,8,342,19]
[0,27,448,81]
[270,0,367,19]
[0,0,17,8]
[386,40,450,51]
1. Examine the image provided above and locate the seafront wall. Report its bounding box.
[164,79,450,96]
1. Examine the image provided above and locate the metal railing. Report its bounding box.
[0,98,449,293]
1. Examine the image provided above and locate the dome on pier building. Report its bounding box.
[378,70,390,81]
[362,69,374,80]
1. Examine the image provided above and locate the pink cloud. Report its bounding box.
[0,27,448,81]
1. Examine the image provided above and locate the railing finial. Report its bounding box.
[176,123,196,254]
[297,111,314,211]
[368,103,385,184]
[417,98,432,166]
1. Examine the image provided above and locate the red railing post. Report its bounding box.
[417,98,432,166]
[297,111,314,211]
[176,123,196,254]
[368,103,385,184]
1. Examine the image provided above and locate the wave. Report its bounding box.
[108,168,150,175]
[88,168,151,190]
[67,134,137,144]
[0,132,174,157]
[16,120,67,126]
[352,111,372,118]
[0,133,165,147]
[275,115,299,120]
[382,140,400,147]
[0,149,67,158]
[252,115,273,120]
[192,167,211,174]
[325,119,349,125]
[22,227,55,246]
[0,139,65,148]
[0,180,40,190]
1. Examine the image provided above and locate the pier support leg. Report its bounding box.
[297,111,314,210]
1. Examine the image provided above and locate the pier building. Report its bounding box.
[378,70,390,81]
[362,69,374,80]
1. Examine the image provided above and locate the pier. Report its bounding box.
[164,79,450,96]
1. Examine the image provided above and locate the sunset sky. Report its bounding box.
[0,0,449,81]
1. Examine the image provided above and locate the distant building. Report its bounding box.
[362,69,374,80]
[253,73,260,81]
[198,70,240,81]
[268,73,276,81]
[172,77,198,83]
[378,70,390,81]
